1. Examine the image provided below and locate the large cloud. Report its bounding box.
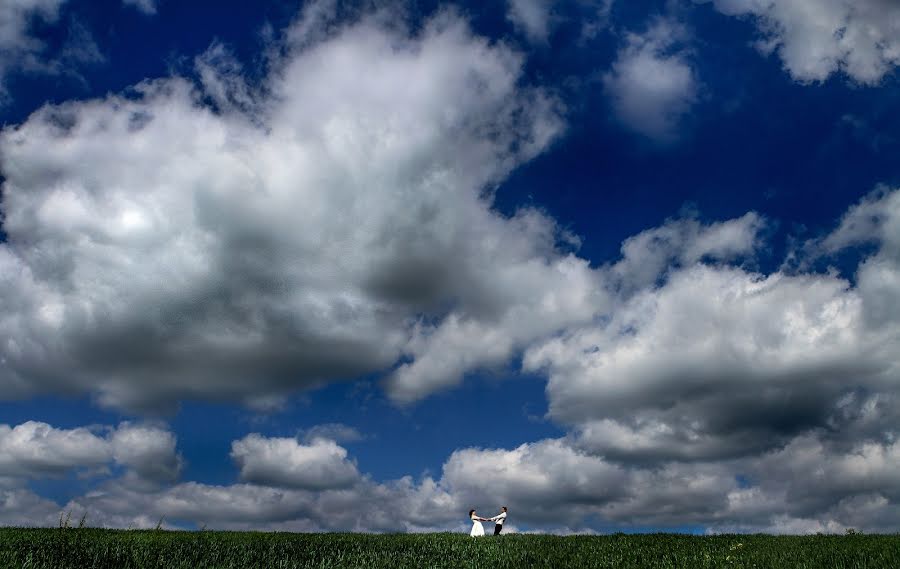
[527,265,879,458]
[7,185,900,533]
[21,427,898,533]
[438,431,900,533]
[707,0,900,84]
[603,16,698,142]
[523,188,900,464]
[0,3,597,412]
[5,180,900,533]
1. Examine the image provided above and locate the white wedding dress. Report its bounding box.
[470,515,485,537]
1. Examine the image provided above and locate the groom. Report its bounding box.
[490,506,508,535]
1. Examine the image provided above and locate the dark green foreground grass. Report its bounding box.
[1,528,899,569]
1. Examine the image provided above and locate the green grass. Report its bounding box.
[1,528,899,568]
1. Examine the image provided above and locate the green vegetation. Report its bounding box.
[1,528,898,568]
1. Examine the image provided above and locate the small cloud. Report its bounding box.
[301,423,365,444]
[123,0,157,15]
[507,0,555,44]
[603,16,698,142]
[230,433,361,490]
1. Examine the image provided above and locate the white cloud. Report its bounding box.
[603,16,698,142]
[386,249,604,403]
[0,4,580,412]
[28,428,899,533]
[609,212,764,294]
[0,488,60,527]
[518,187,900,466]
[5,416,900,532]
[525,265,882,458]
[193,42,254,113]
[441,438,628,522]
[708,0,900,84]
[0,421,110,478]
[820,186,900,256]
[301,423,364,444]
[110,423,182,483]
[507,0,555,43]
[817,186,900,343]
[0,421,181,482]
[0,0,66,52]
[440,432,900,532]
[389,211,763,402]
[57,473,458,532]
[8,185,900,531]
[0,0,67,96]
[230,434,360,490]
[26,435,616,531]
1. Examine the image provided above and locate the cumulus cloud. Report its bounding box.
[507,0,555,43]
[3,0,900,529]
[110,423,182,483]
[0,421,181,482]
[708,0,900,84]
[0,421,110,478]
[439,431,900,533]
[0,2,586,413]
[509,188,900,468]
[441,438,628,522]
[603,16,698,141]
[32,426,456,532]
[526,265,882,459]
[56,472,456,532]
[9,185,900,532]
[386,248,604,403]
[230,434,360,490]
[5,178,900,533]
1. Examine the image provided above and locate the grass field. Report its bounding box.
[1,528,899,568]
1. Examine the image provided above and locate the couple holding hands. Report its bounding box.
[468,506,508,537]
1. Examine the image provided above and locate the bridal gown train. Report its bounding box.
[470,516,485,537]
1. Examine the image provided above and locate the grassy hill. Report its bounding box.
[1,528,898,568]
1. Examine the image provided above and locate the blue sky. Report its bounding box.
[1,0,900,534]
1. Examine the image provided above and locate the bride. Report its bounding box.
[469,509,487,537]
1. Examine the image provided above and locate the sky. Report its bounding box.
[1,0,900,535]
